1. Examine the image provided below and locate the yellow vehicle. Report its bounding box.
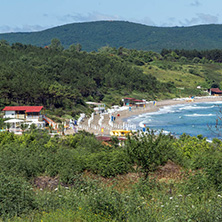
[110,130,132,137]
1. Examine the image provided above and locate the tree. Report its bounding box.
[68,44,76,52]
[76,43,82,52]
[6,123,11,131]
[125,129,172,179]
[49,38,64,51]
[20,123,29,133]
[192,57,201,63]
[29,123,37,131]
[0,40,9,46]
[48,125,53,133]
[59,123,65,135]
[179,56,188,64]
[0,119,6,130]
[98,46,116,54]
[0,173,35,218]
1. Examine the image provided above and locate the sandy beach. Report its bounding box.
[118,96,222,122]
[77,96,222,136]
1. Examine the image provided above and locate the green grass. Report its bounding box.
[143,62,204,88]
[142,61,222,91]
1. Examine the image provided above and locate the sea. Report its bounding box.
[126,101,222,141]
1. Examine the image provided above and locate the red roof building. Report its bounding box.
[3,106,43,112]
[2,106,44,120]
[209,88,222,95]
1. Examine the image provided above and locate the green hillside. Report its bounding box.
[0,42,179,120]
[2,42,222,120]
[1,21,222,52]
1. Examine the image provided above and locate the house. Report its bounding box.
[2,106,44,121]
[2,106,45,131]
[209,88,222,96]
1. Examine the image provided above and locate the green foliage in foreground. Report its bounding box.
[7,178,222,222]
[125,129,173,178]
[0,130,222,221]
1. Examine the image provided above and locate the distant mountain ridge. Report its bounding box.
[1,21,222,52]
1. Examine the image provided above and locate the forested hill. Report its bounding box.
[0,42,175,118]
[1,21,222,52]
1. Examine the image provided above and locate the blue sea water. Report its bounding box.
[126,102,222,140]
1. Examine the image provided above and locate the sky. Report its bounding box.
[1,0,222,33]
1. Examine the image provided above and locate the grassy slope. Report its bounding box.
[142,61,222,89]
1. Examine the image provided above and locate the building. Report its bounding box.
[133,99,146,107]
[122,98,146,107]
[209,88,222,96]
[3,106,44,121]
[2,106,46,131]
[122,98,136,106]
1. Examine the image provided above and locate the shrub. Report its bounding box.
[125,129,173,178]
[172,134,211,160]
[87,149,131,177]
[0,173,35,218]
[200,150,222,191]
[46,148,85,184]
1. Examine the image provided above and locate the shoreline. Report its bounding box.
[114,96,222,125]
[78,96,222,136]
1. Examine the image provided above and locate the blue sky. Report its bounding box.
[1,0,221,33]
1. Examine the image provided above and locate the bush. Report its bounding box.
[46,148,85,184]
[125,129,174,178]
[172,134,211,160]
[0,173,35,218]
[87,149,131,177]
[196,150,222,191]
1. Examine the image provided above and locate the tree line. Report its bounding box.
[161,48,222,63]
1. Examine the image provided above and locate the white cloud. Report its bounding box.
[197,13,219,23]
[0,25,49,33]
[190,0,201,7]
[58,11,121,23]
[160,17,178,27]
[136,17,156,26]
[180,13,219,26]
